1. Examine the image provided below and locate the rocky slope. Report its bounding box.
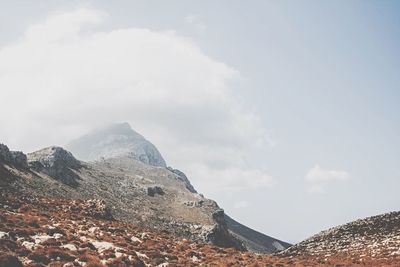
[1,192,399,266]
[280,212,400,264]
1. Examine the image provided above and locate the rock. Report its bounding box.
[27,146,81,187]
[0,144,28,168]
[79,199,114,220]
[212,209,225,225]
[200,208,245,251]
[147,186,164,197]
[166,167,197,193]
[27,146,80,170]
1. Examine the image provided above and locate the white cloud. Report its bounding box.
[0,8,273,195]
[305,164,350,194]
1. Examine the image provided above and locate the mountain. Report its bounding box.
[279,211,400,264]
[2,145,242,248]
[65,123,290,253]
[1,142,400,266]
[0,123,291,254]
[66,123,166,167]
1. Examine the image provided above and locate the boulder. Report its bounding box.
[146,186,164,197]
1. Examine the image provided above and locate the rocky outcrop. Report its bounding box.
[66,123,166,167]
[0,144,28,168]
[146,186,164,197]
[167,167,197,193]
[201,209,245,251]
[27,146,81,187]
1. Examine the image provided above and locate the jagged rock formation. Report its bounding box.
[225,215,291,253]
[27,146,82,187]
[280,211,400,262]
[0,144,28,168]
[66,123,166,167]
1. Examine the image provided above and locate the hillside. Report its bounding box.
[1,191,400,266]
[280,211,400,264]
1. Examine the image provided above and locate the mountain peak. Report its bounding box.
[99,122,142,138]
[66,123,167,167]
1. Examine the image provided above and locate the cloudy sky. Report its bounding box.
[1,0,399,243]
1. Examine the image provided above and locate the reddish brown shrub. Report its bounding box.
[28,252,51,265]
[25,216,40,228]
[84,258,105,267]
[47,247,75,261]
[0,252,23,267]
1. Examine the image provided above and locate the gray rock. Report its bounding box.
[0,143,28,168]
[27,146,81,187]
[166,167,197,193]
[146,186,164,197]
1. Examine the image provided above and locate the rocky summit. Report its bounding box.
[66,123,166,167]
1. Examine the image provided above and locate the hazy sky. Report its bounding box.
[1,1,399,243]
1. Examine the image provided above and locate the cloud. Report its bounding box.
[0,8,273,195]
[305,165,350,194]
[184,14,206,33]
